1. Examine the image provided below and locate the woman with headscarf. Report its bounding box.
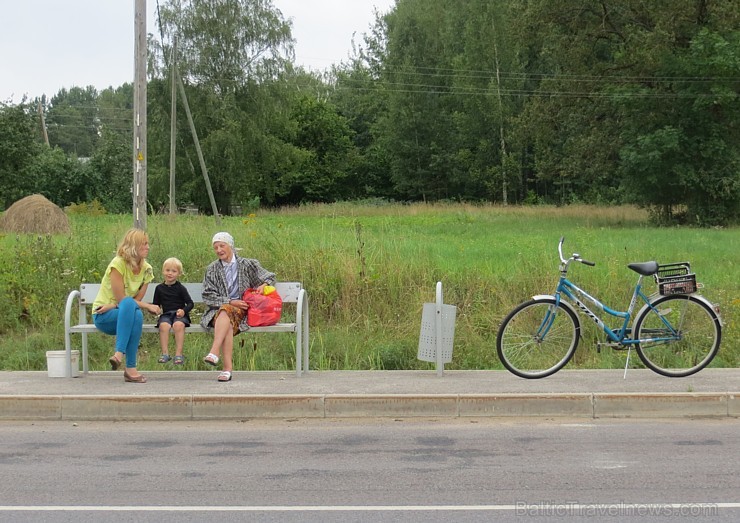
[201,232,276,382]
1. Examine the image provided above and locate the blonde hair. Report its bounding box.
[162,257,184,276]
[117,228,149,268]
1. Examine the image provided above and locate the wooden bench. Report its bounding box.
[64,282,309,378]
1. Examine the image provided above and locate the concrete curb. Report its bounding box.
[1,392,737,421]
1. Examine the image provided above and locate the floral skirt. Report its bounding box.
[213,304,246,336]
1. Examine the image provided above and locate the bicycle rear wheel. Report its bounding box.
[496,298,580,379]
[634,294,721,377]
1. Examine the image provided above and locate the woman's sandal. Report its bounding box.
[158,354,172,364]
[217,371,232,382]
[123,371,147,383]
[109,355,122,371]
[203,353,219,366]
[173,355,185,365]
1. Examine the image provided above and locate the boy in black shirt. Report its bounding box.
[153,258,194,365]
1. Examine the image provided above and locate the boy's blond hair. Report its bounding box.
[162,257,184,276]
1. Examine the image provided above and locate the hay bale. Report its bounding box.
[0,194,70,234]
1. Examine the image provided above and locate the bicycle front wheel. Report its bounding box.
[496,298,580,379]
[634,294,721,377]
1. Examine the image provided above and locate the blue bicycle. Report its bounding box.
[496,237,722,379]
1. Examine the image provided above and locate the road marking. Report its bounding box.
[0,504,738,512]
[592,459,640,470]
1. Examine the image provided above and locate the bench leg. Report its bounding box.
[64,331,74,379]
[82,332,89,375]
[295,329,302,377]
[302,313,309,375]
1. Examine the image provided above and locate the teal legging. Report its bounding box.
[93,297,144,368]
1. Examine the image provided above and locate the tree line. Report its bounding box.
[1,0,738,225]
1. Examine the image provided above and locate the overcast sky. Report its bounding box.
[0,0,395,103]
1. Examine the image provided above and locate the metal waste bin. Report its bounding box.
[418,282,456,375]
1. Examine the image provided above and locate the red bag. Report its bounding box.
[242,288,283,326]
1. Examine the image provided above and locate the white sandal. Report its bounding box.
[217,371,232,382]
[203,353,219,366]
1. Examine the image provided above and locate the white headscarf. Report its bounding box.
[212,232,235,248]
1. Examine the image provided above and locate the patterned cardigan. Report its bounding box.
[200,255,276,332]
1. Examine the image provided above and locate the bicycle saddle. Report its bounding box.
[627,261,659,276]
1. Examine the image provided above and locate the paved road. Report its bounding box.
[0,418,738,522]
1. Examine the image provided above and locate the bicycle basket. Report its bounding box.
[655,262,697,295]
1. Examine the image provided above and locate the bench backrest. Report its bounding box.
[77,282,302,305]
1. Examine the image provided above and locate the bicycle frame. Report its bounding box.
[555,276,651,345]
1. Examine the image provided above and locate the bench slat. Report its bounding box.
[79,282,302,304]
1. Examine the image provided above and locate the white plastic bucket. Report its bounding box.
[46,350,80,378]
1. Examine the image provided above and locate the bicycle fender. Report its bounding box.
[532,294,580,318]
[633,293,722,331]
[682,293,719,317]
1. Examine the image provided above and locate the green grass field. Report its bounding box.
[1,203,737,373]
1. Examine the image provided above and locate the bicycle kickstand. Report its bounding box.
[623,347,632,380]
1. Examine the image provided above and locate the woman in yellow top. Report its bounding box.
[92,228,161,383]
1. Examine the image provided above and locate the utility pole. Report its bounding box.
[491,13,508,206]
[133,0,147,230]
[37,100,49,146]
[169,37,177,215]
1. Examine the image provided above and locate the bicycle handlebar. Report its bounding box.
[558,237,566,263]
[558,236,596,267]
